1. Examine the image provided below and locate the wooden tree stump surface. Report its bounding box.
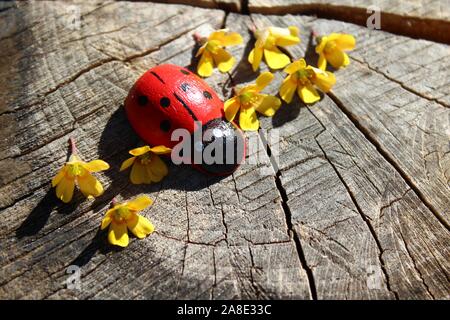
[0,0,448,299]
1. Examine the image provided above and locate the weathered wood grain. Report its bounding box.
[248,0,450,44]
[0,1,311,299]
[305,17,450,225]
[0,0,449,300]
[149,0,242,12]
[247,12,450,225]
[224,12,450,299]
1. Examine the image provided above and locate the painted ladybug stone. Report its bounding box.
[125,64,245,175]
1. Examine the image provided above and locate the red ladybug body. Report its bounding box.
[125,64,245,175]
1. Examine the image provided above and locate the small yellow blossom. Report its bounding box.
[224,72,281,131]
[279,58,336,104]
[101,195,155,247]
[195,29,243,77]
[248,26,300,71]
[315,33,356,70]
[51,141,109,203]
[120,145,171,184]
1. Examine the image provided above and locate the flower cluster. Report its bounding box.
[51,138,171,247]
[48,28,355,250]
[195,27,355,131]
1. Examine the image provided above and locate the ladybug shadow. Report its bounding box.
[96,105,228,198]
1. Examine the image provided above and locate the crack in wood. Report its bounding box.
[313,134,399,299]
[327,91,450,232]
[397,227,435,299]
[248,2,450,44]
[258,130,317,299]
[350,57,449,109]
[379,188,411,219]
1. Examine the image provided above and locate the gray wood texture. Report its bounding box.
[0,0,448,299]
[248,0,450,44]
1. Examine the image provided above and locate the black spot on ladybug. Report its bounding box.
[160,97,170,108]
[180,83,190,92]
[150,71,165,84]
[180,69,190,75]
[137,95,148,106]
[160,119,171,132]
[203,91,212,99]
[174,93,199,121]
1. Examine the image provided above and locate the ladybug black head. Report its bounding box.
[191,118,245,176]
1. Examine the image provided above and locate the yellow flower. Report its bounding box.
[101,195,155,247]
[51,154,109,203]
[248,26,300,71]
[279,58,336,104]
[195,29,243,77]
[120,145,171,184]
[315,33,356,70]
[224,72,281,131]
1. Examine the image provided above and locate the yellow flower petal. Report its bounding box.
[149,155,168,180]
[283,59,306,74]
[318,54,327,70]
[342,52,350,67]
[248,47,263,72]
[288,26,299,37]
[332,33,355,51]
[56,177,75,203]
[51,166,66,187]
[224,96,240,122]
[149,145,171,155]
[209,30,243,46]
[120,157,135,171]
[127,214,155,239]
[108,222,129,247]
[268,26,291,38]
[298,84,320,104]
[101,209,114,230]
[129,146,150,156]
[83,159,109,172]
[130,161,152,184]
[275,26,300,47]
[255,72,274,91]
[78,171,104,198]
[275,34,300,47]
[279,77,297,103]
[195,45,205,58]
[315,36,328,54]
[214,47,235,73]
[325,49,346,69]
[255,94,281,117]
[145,165,160,182]
[312,69,336,92]
[239,106,259,131]
[264,47,291,70]
[127,195,153,211]
[197,51,214,77]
